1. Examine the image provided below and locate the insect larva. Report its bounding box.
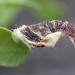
[13,20,75,48]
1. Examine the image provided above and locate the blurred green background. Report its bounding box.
[0,0,66,27]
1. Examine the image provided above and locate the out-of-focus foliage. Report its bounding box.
[0,0,22,27]
[31,0,65,20]
[0,0,65,27]
[0,27,31,67]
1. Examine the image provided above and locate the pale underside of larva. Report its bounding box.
[13,20,75,47]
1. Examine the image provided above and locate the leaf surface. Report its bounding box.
[0,27,31,67]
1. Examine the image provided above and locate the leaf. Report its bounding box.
[0,27,31,67]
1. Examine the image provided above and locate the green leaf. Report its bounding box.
[0,27,31,67]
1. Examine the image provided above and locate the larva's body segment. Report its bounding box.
[14,20,75,47]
